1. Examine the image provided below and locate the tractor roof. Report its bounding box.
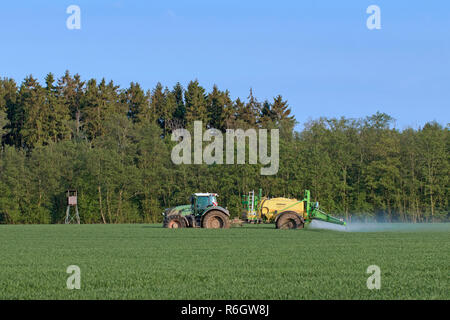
[194,193,218,197]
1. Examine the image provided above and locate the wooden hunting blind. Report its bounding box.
[65,190,80,224]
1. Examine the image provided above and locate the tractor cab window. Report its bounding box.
[196,196,210,209]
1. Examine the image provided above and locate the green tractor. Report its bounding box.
[162,193,230,229]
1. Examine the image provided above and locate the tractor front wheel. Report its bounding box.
[202,211,230,229]
[276,212,304,230]
[163,215,187,229]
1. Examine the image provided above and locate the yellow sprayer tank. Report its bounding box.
[258,197,306,222]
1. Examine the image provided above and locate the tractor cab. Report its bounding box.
[191,193,218,215]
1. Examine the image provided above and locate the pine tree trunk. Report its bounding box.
[106,189,112,223]
[98,185,106,224]
[76,110,80,135]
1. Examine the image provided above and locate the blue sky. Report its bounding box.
[0,0,449,130]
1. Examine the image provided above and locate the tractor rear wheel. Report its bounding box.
[163,215,187,229]
[202,210,230,229]
[276,212,304,230]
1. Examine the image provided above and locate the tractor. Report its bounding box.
[242,189,346,229]
[162,193,230,229]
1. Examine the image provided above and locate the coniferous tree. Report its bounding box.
[125,82,149,123]
[82,78,125,140]
[81,79,101,140]
[207,84,225,129]
[271,95,296,137]
[58,71,85,135]
[0,80,10,142]
[45,73,71,143]
[19,75,49,148]
[259,100,275,129]
[239,88,260,128]
[162,87,177,135]
[151,82,166,129]
[0,109,7,141]
[184,80,208,126]
[219,90,235,130]
[172,82,185,123]
[1,79,18,146]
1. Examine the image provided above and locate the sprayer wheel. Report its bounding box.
[276,212,304,230]
[202,210,230,229]
[163,215,187,229]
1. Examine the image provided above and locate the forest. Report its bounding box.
[0,71,448,223]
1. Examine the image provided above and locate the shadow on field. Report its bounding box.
[303,228,333,233]
[141,225,163,229]
[141,224,276,230]
[139,224,337,231]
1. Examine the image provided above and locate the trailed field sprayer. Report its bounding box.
[242,189,346,229]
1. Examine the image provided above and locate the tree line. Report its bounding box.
[0,71,448,223]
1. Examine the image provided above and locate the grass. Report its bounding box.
[0,223,448,299]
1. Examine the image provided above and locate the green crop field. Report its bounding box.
[0,223,448,300]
